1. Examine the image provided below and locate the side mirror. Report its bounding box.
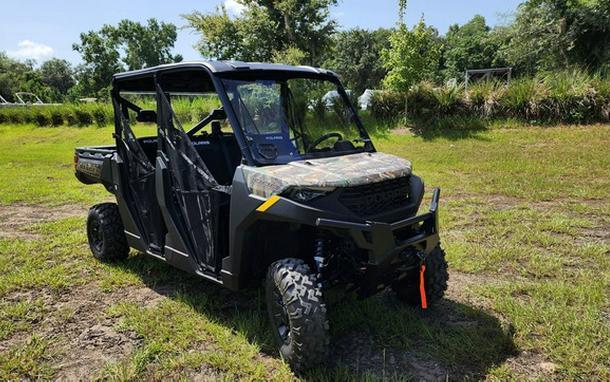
[136,110,157,123]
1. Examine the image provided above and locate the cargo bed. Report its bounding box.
[74,145,116,185]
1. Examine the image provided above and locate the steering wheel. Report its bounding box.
[306,132,344,151]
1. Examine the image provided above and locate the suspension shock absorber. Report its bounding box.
[313,234,327,278]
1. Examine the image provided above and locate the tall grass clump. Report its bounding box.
[466,80,505,118]
[499,77,546,121]
[366,69,610,128]
[432,83,467,115]
[405,81,436,117]
[370,91,406,121]
[539,69,597,123]
[371,82,466,122]
[591,73,610,121]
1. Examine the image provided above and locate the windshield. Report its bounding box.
[221,76,372,164]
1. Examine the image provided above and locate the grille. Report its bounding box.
[338,177,409,216]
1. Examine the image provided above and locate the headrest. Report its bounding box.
[136,109,157,123]
[211,120,222,136]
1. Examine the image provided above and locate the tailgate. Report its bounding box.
[74,146,115,185]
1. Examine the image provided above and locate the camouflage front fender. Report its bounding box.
[240,152,412,198]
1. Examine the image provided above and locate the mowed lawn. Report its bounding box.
[0,123,608,380]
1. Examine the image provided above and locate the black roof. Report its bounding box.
[113,61,338,81]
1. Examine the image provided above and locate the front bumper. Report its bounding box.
[316,188,441,296]
[316,188,440,263]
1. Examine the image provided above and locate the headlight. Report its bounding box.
[286,187,334,202]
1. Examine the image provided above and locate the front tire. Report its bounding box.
[87,203,129,262]
[391,245,449,306]
[265,258,330,370]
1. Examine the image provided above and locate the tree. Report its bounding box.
[0,52,27,102]
[382,19,443,91]
[497,0,610,75]
[73,19,182,97]
[0,52,49,102]
[112,19,183,71]
[73,27,122,97]
[441,15,503,80]
[183,0,338,65]
[39,58,75,101]
[183,8,244,61]
[325,28,392,94]
[272,46,307,66]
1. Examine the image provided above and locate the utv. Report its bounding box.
[74,61,448,370]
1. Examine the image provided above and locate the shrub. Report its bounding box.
[74,109,93,126]
[64,107,78,126]
[50,108,64,126]
[370,91,406,120]
[466,80,505,118]
[591,74,610,121]
[405,81,436,117]
[7,108,27,124]
[498,77,546,121]
[33,110,51,127]
[539,70,596,123]
[432,83,467,115]
[91,106,110,127]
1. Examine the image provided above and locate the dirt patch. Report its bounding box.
[504,350,558,379]
[481,195,524,210]
[578,226,610,245]
[56,324,138,380]
[447,192,522,206]
[392,127,414,136]
[448,192,609,212]
[43,286,149,380]
[444,270,515,307]
[0,204,86,239]
[0,283,170,380]
[331,332,448,381]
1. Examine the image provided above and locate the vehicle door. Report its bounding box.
[112,94,166,252]
[154,81,229,273]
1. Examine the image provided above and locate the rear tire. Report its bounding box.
[265,258,329,371]
[87,203,129,262]
[391,245,449,306]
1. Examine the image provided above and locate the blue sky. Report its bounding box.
[0,0,522,64]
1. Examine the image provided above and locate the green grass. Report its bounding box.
[0,123,608,380]
[0,124,155,205]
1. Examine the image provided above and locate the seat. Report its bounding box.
[191,131,241,185]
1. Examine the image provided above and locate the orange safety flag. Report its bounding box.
[419,264,427,309]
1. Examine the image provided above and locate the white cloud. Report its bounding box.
[224,0,246,15]
[8,40,54,61]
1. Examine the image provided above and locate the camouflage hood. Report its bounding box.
[241,152,412,198]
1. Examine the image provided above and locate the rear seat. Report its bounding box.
[191,129,242,185]
[136,127,242,186]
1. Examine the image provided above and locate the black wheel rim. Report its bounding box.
[88,218,103,253]
[270,287,290,344]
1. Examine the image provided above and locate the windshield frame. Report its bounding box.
[216,71,375,166]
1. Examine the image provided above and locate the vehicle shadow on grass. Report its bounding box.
[410,116,491,142]
[367,116,491,143]
[113,253,516,380]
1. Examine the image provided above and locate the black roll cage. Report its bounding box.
[111,63,374,168]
